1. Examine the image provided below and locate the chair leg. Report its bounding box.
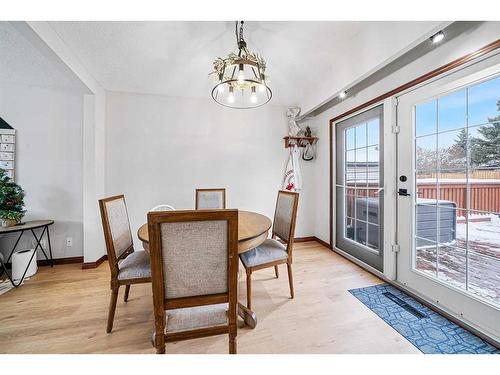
[155,332,166,354]
[229,333,237,354]
[274,265,279,278]
[287,263,294,299]
[246,270,252,310]
[124,285,130,302]
[106,286,119,333]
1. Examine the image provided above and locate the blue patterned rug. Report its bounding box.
[349,283,499,354]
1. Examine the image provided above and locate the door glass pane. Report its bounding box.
[416,135,437,172]
[438,129,467,170]
[346,127,356,150]
[438,170,467,210]
[341,116,381,253]
[415,238,437,277]
[468,75,500,126]
[413,74,500,307]
[438,246,466,291]
[356,123,367,148]
[438,89,466,132]
[468,253,500,305]
[367,118,379,146]
[416,172,437,203]
[416,99,437,137]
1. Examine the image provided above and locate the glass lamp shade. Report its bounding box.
[211,62,272,109]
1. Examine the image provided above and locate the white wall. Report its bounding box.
[307,21,500,246]
[0,83,83,259]
[26,21,107,264]
[105,92,316,249]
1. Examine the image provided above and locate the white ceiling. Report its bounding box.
[31,22,444,107]
[0,22,87,91]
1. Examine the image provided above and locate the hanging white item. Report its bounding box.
[282,144,303,191]
[286,107,303,136]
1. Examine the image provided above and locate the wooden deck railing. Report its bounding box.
[418,181,500,214]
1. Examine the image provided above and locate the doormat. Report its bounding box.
[349,283,499,354]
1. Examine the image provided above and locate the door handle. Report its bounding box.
[398,188,411,196]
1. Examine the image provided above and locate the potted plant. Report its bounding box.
[0,168,26,227]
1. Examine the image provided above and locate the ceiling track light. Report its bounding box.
[430,31,445,44]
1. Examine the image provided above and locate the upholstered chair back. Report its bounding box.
[99,195,134,277]
[272,191,299,244]
[195,189,226,209]
[148,209,238,301]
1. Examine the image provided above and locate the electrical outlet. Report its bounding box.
[66,237,73,247]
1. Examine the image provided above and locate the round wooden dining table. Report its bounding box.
[137,210,272,329]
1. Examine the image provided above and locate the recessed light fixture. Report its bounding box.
[430,31,445,44]
[339,91,347,99]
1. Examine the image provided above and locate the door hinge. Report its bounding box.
[392,97,399,107]
[392,244,400,253]
[392,125,400,134]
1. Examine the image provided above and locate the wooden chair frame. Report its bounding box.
[99,194,152,333]
[241,190,299,310]
[147,209,238,354]
[195,188,227,209]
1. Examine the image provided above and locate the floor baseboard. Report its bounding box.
[2,256,84,268]
[294,236,331,249]
[81,255,108,270]
[38,257,83,267]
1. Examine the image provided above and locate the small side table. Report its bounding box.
[0,220,54,287]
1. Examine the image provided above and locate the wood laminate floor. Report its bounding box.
[0,241,419,354]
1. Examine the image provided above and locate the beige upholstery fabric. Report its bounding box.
[105,198,133,258]
[160,220,228,299]
[165,303,228,333]
[197,191,224,209]
[239,239,288,268]
[118,250,151,280]
[273,192,295,241]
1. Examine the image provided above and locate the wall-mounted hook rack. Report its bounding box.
[283,136,318,148]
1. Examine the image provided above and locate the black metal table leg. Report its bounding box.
[0,220,55,288]
[30,227,49,261]
[0,230,24,280]
[0,237,38,288]
[6,230,24,263]
[46,225,54,267]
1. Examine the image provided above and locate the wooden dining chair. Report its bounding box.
[99,195,152,333]
[195,188,226,209]
[148,209,239,354]
[239,190,299,309]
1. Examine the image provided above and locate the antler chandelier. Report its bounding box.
[211,21,272,109]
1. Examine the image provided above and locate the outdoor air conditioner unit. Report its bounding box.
[353,197,456,248]
[415,198,456,246]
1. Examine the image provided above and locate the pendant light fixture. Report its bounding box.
[210,21,272,109]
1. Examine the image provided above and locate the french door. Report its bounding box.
[336,105,384,271]
[396,54,500,339]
